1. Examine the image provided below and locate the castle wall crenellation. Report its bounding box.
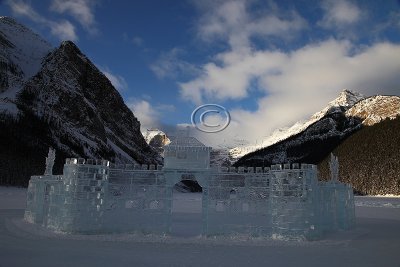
[65,158,163,171]
[64,157,317,175]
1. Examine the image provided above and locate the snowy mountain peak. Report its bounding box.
[233,90,399,166]
[0,16,52,101]
[142,129,171,147]
[331,89,365,108]
[229,90,366,160]
[346,95,400,126]
[0,17,161,185]
[310,90,365,121]
[60,40,79,50]
[0,16,52,69]
[0,16,18,25]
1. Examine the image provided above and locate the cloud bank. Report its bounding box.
[7,0,78,41]
[50,0,98,34]
[179,0,400,147]
[6,0,99,41]
[127,98,176,132]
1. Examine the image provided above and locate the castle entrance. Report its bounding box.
[170,173,204,237]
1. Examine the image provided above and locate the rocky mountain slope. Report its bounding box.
[0,17,160,186]
[345,95,400,125]
[142,129,171,152]
[229,90,365,160]
[234,91,400,195]
[235,92,400,168]
[0,16,52,112]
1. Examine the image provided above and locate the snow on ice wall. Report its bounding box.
[25,159,355,240]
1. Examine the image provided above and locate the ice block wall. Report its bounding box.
[103,163,170,234]
[25,158,355,240]
[203,167,271,236]
[269,164,319,240]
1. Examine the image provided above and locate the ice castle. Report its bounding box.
[24,137,355,240]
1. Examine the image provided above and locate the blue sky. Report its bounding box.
[2,0,400,146]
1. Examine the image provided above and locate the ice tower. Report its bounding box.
[164,136,211,170]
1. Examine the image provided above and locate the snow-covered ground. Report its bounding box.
[355,196,400,209]
[1,186,400,266]
[0,186,27,209]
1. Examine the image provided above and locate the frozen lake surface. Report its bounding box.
[1,186,400,266]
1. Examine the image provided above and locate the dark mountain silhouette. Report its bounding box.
[0,17,160,186]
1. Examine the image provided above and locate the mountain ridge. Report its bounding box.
[234,92,400,167]
[0,16,52,98]
[0,17,160,186]
[229,89,365,160]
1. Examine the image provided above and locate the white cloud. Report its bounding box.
[7,0,78,41]
[196,0,307,50]
[50,0,98,34]
[126,98,177,132]
[150,48,200,79]
[127,99,161,131]
[180,49,287,104]
[6,0,44,22]
[157,104,176,113]
[180,39,400,147]
[178,0,400,147]
[101,67,128,92]
[319,0,362,28]
[49,20,77,41]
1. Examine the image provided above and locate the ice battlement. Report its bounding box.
[63,157,316,175]
[65,158,110,166]
[65,158,162,171]
[220,163,316,173]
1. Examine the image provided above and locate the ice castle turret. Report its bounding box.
[164,136,211,170]
[44,148,56,175]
